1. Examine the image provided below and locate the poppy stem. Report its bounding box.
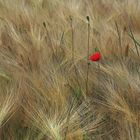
[86,16,90,95]
[98,62,100,88]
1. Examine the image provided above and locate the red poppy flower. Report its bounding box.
[89,52,101,61]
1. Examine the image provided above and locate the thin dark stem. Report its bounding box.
[43,22,53,49]
[86,63,90,95]
[43,22,59,61]
[70,16,80,88]
[64,16,80,140]
[43,22,63,73]
[86,16,90,95]
[28,57,32,72]
[115,21,122,57]
[129,26,140,56]
[59,31,64,48]
[70,16,74,63]
[128,33,140,47]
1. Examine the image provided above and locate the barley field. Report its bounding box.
[0,0,140,139]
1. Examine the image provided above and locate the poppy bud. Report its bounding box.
[43,22,46,28]
[86,16,90,21]
[89,52,101,61]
